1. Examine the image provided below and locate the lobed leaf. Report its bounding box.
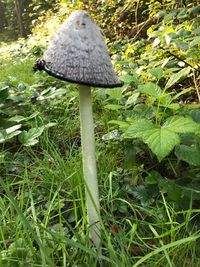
[124,118,189,161]
[124,119,156,139]
[143,128,180,161]
[138,82,162,97]
[163,116,199,133]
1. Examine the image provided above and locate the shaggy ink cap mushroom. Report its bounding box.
[35,10,124,248]
[38,9,123,88]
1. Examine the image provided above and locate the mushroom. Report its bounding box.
[35,10,123,248]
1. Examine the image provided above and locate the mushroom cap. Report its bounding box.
[42,10,123,88]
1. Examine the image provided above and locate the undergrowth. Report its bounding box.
[0,0,200,266]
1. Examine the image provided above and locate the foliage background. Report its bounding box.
[0,0,200,266]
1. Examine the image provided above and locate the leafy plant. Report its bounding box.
[0,0,200,266]
[123,116,199,161]
[0,70,60,146]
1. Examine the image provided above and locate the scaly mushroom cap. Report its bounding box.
[40,10,123,88]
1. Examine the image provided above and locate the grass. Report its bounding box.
[0,58,36,85]
[0,40,38,85]
[1,137,200,266]
[0,45,200,266]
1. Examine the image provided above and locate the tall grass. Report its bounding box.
[0,137,200,266]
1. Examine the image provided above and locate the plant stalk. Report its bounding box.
[79,85,101,248]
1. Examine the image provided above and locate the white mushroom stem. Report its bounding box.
[79,85,101,248]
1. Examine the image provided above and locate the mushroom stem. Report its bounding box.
[79,85,101,248]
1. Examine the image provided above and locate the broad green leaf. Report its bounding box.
[124,119,180,161]
[124,119,156,139]
[106,88,123,100]
[143,128,180,161]
[175,145,200,166]
[133,104,154,118]
[149,68,163,79]
[19,127,44,146]
[138,83,162,97]
[120,74,136,84]
[116,117,198,161]
[165,67,191,89]
[163,116,199,133]
[158,94,172,106]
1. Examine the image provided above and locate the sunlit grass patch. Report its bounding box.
[0,58,36,85]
